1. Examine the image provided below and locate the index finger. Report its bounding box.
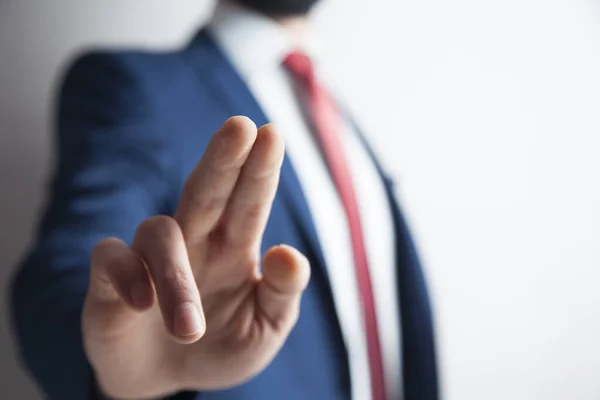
[175,116,257,244]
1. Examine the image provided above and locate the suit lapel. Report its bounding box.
[348,117,440,400]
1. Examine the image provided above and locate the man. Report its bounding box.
[10,0,438,399]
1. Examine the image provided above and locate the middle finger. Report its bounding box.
[217,123,285,250]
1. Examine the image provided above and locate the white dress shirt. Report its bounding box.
[208,3,402,399]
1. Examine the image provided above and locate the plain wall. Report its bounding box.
[1,0,599,399]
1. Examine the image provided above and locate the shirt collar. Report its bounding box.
[207,0,320,77]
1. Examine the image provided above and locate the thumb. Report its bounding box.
[256,245,311,330]
[84,238,155,334]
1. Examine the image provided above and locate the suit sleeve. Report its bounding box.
[10,52,176,400]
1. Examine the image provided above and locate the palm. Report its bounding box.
[82,117,310,399]
[181,242,295,390]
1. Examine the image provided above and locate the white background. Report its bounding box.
[1,1,599,399]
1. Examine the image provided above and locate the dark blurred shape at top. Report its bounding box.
[236,0,320,17]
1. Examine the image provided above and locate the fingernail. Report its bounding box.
[174,302,204,337]
[130,282,153,309]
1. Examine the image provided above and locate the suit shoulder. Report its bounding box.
[57,46,198,125]
[61,46,186,90]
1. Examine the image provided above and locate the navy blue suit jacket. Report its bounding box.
[11,30,438,400]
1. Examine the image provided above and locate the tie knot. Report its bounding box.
[283,51,315,83]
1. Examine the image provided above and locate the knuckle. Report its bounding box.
[137,215,179,241]
[90,238,133,290]
[91,238,123,271]
[210,148,248,171]
[91,238,113,261]
[240,202,264,220]
[200,194,230,212]
[239,251,260,273]
[245,156,283,181]
[161,261,188,285]
[182,181,229,213]
[162,270,194,302]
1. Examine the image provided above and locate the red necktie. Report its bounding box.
[284,51,386,400]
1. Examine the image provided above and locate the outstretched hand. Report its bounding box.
[83,117,311,399]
